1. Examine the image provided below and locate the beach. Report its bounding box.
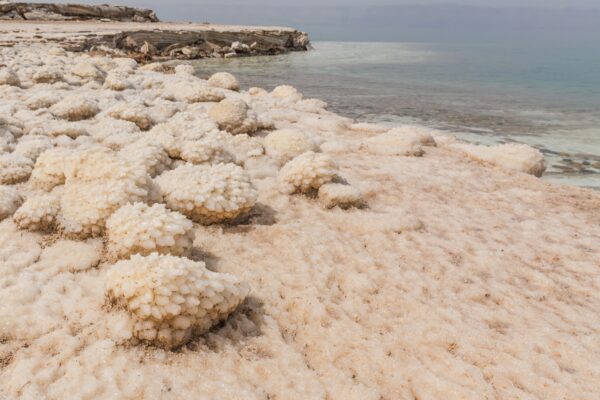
[1,15,600,400]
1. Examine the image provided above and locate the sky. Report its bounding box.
[50,1,600,41]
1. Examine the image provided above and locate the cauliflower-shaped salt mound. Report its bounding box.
[108,102,153,130]
[13,135,53,162]
[103,73,133,91]
[208,98,257,135]
[25,92,61,110]
[105,253,249,349]
[363,126,437,157]
[278,151,338,194]
[140,62,170,72]
[318,183,364,209]
[450,142,546,177]
[0,185,22,220]
[13,192,61,231]
[70,60,106,82]
[150,112,221,158]
[50,95,100,121]
[207,72,239,91]
[59,147,151,238]
[106,203,194,260]
[118,139,171,177]
[155,163,257,224]
[32,68,64,84]
[264,129,317,164]
[271,85,303,102]
[40,239,102,272]
[0,68,20,86]
[30,147,74,190]
[0,153,33,184]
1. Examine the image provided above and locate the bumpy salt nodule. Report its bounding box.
[0,42,586,400]
[105,253,249,349]
[106,202,194,260]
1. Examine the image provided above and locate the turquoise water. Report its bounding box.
[191,38,600,189]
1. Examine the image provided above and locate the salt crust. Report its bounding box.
[29,147,75,190]
[155,163,257,224]
[0,185,22,219]
[1,44,591,400]
[364,126,437,156]
[278,151,338,194]
[106,202,194,260]
[106,253,249,349]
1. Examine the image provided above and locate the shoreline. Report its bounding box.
[1,25,600,400]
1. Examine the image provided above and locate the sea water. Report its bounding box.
[192,36,600,189]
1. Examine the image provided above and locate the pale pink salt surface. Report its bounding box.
[4,129,598,399]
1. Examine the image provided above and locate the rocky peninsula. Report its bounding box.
[0,3,599,400]
[0,3,310,61]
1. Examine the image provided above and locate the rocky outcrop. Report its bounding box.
[0,2,158,22]
[93,28,310,60]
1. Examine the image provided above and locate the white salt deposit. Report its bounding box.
[0,41,598,400]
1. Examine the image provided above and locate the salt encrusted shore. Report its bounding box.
[0,39,600,400]
[0,20,310,61]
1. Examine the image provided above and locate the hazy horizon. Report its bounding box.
[44,1,600,41]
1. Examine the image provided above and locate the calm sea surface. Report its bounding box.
[191,37,600,189]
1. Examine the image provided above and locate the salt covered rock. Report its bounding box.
[207,72,239,91]
[13,192,61,231]
[264,129,317,164]
[318,183,364,209]
[106,203,194,260]
[208,98,258,135]
[271,85,303,102]
[450,142,546,177]
[105,253,249,349]
[155,163,257,224]
[0,153,33,184]
[278,151,338,194]
[0,185,22,220]
[50,95,100,121]
[168,81,225,103]
[174,64,195,75]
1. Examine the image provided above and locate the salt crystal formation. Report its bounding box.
[0,185,22,219]
[59,147,151,238]
[208,98,258,134]
[106,203,194,260]
[278,151,338,194]
[207,71,239,91]
[105,253,249,349]
[264,129,317,164]
[0,43,577,400]
[318,183,364,209]
[155,163,257,224]
[0,152,33,184]
[13,192,61,231]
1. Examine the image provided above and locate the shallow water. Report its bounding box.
[191,40,600,189]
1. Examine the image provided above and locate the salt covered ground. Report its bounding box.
[0,43,599,399]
